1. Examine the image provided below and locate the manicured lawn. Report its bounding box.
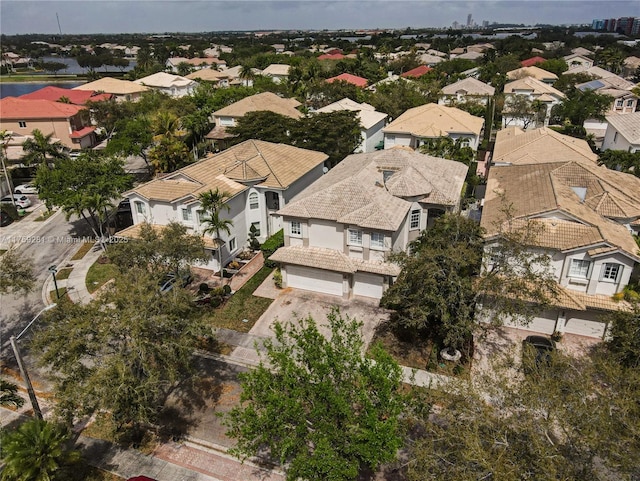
[71,242,95,260]
[203,266,274,332]
[86,261,119,294]
[49,286,69,301]
[55,267,73,280]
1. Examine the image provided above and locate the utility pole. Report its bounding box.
[56,13,62,36]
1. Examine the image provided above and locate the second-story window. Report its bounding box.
[290,221,301,237]
[410,210,420,230]
[569,259,591,278]
[182,208,193,221]
[18,121,27,128]
[135,201,146,215]
[249,192,259,210]
[348,229,362,246]
[600,263,621,282]
[370,232,385,249]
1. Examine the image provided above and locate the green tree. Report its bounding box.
[85,99,136,140]
[0,246,36,295]
[419,137,475,165]
[605,299,640,368]
[598,150,640,178]
[107,221,207,276]
[367,80,429,120]
[38,60,67,76]
[539,57,568,75]
[20,129,67,170]
[502,95,547,129]
[35,153,133,242]
[148,136,191,174]
[224,309,405,481]
[32,274,206,433]
[0,379,24,409]
[104,117,153,171]
[198,189,233,281]
[596,47,625,74]
[228,111,296,145]
[176,61,193,77]
[550,87,612,126]
[0,418,80,481]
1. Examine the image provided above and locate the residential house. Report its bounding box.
[571,47,594,57]
[326,73,368,88]
[271,44,286,53]
[260,64,290,84]
[506,66,559,85]
[270,147,468,299]
[418,53,446,66]
[449,47,466,58]
[220,65,262,87]
[564,53,594,70]
[0,97,96,150]
[383,103,485,151]
[502,77,565,128]
[622,56,640,79]
[318,53,346,61]
[133,72,198,98]
[315,98,388,153]
[455,51,484,61]
[166,57,227,73]
[466,43,495,54]
[439,77,495,106]
[479,127,640,339]
[19,86,113,105]
[401,65,432,79]
[185,68,230,88]
[73,78,149,102]
[520,56,547,67]
[121,140,328,274]
[206,92,302,150]
[601,112,640,152]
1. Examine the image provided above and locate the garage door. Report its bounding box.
[563,318,606,339]
[505,311,556,335]
[286,266,344,297]
[353,272,384,299]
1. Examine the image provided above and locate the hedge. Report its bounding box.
[261,229,284,268]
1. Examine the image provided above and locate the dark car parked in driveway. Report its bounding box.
[522,335,557,373]
[158,271,193,293]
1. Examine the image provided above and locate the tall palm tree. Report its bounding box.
[20,129,67,171]
[0,379,24,409]
[198,188,233,282]
[239,65,255,86]
[0,418,80,481]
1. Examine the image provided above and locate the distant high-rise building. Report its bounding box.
[467,14,472,27]
[632,18,640,35]
[482,20,489,28]
[452,21,460,29]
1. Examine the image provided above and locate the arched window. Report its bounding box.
[249,192,259,210]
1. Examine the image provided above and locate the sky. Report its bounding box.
[1,0,638,35]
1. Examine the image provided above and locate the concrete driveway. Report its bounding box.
[231,287,391,364]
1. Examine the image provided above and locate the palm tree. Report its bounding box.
[239,65,255,86]
[0,418,80,481]
[198,188,233,282]
[20,129,67,171]
[0,379,24,409]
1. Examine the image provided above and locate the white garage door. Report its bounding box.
[505,311,556,335]
[286,266,343,297]
[563,318,606,339]
[353,272,384,299]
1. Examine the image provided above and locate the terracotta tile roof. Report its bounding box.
[168,57,225,67]
[128,140,327,202]
[506,66,558,81]
[18,86,112,105]
[401,65,432,78]
[318,53,345,60]
[73,78,149,95]
[503,77,565,97]
[605,112,640,145]
[270,245,401,276]
[563,289,632,312]
[492,127,598,165]
[213,92,302,119]
[326,73,368,88]
[0,96,85,119]
[278,148,467,231]
[69,126,96,139]
[384,103,484,137]
[116,223,220,249]
[440,77,495,96]
[520,56,547,67]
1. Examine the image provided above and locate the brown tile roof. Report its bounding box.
[492,127,598,165]
[128,140,328,202]
[506,66,558,81]
[383,103,484,137]
[270,245,401,275]
[116,223,220,249]
[440,77,495,96]
[73,78,149,95]
[0,96,85,119]
[503,77,565,97]
[185,69,229,81]
[605,112,640,145]
[278,148,467,231]
[213,92,302,119]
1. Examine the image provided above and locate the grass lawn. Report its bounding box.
[83,412,158,454]
[33,210,56,222]
[369,323,471,378]
[55,267,73,280]
[49,287,69,301]
[202,266,274,332]
[71,242,95,261]
[86,260,119,294]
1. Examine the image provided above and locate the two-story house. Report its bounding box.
[438,77,495,107]
[270,147,468,299]
[314,98,388,153]
[185,68,231,87]
[479,127,640,339]
[120,140,328,274]
[383,103,484,151]
[133,72,199,98]
[502,77,565,128]
[506,66,559,85]
[601,112,640,153]
[73,78,149,102]
[0,97,97,150]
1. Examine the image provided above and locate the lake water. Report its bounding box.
[0,82,86,98]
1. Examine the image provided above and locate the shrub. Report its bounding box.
[211,287,224,297]
[210,296,222,308]
[261,229,284,268]
[223,284,232,295]
[273,268,283,288]
[199,283,211,294]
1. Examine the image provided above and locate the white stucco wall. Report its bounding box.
[309,219,343,250]
[602,125,638,153]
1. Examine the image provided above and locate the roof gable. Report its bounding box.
[384,103,484,137]
[213,92,302,119]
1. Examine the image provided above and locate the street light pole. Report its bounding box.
[48,265,60,299]
[10,304,57,420]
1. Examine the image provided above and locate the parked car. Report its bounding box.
[158,271,193,293]
[0,210,13,227]
[0,194,31,209]
[13,183,38,194]
[522,335,556,372]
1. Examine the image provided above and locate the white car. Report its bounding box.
[13,183,38,195]
[0,194,32,209]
